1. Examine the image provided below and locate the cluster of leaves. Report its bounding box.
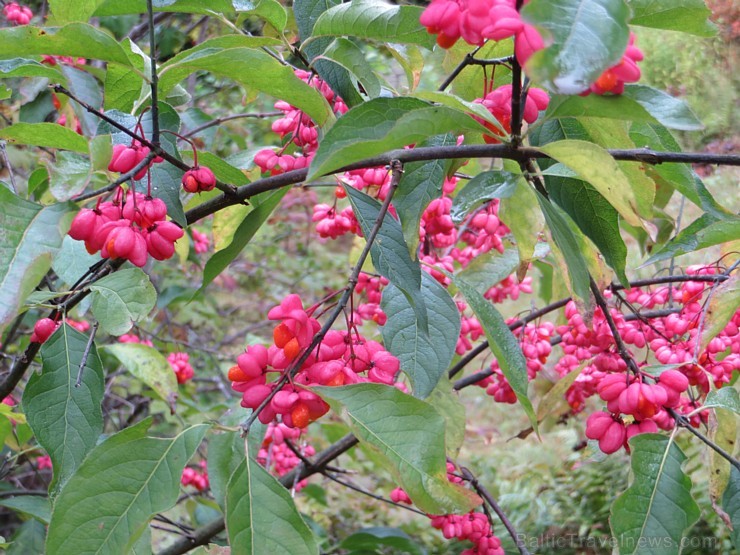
[0,0,738,554]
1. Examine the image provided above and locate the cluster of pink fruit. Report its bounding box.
[228,294,401,429]
[3,2,31,25]
[181,461,209,491]
[420,0,643,95]
[167,352,194,384]
[392,463,504,555]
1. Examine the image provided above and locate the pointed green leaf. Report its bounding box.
[201,187,289,292]
[0,495,51,524]
[310,0,434,49]
[622,85,703,131]
[314,383,482,514]
[158,48,332,125]
[610,434,700,554]
[225,435,318,555]
[521,0,631,94]
[245,0,288,32]
[535,192,591,303]
[207,425,244,508]
[308,97,486,179]
[104,343,179,412]
[22,325,104,495]
[0,123,89,153]
[450,171,521,224]
[339,527,423,554]
[316,38,381,99]
[538,139,646,229]
[0,188,72,326]
[0,24,133,67]
[629,0,716,37]
[644,214,740,265]
[346,186,427,332]
[46,421,208,554]
[709,408,736,504]
[89,268,157,336]
[381,272,460,398]
[454,277,537,431]
[393,134,456,257]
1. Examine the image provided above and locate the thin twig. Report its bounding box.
[323,471,427,516]
[461,466,532,555]
[75,322,99,387]
[147,0,161,145]
[667,407,740,471]
[183,111,282,137]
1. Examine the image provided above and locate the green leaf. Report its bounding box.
[95,0,236,16]
[314,383,482,514]
[0,58,60,79]
[0,24,133,67]
[723,467,740,550]
[386,44,424,91]
[148,163,187,227]
[413,91,508,133]
[245,0,288,32]
[628,0,716,36]
[46,420,208,555]
[0,188,72,327]
[195,151,250,186]
[89,268,157,336]
[207,424,244,509]
[52,235,101,287]
[310,0,434,49]
[450,171,521,224]
[538,140,646,229]
[536,192,591,303]
[0,123,89,153]
[499,181,547,272]
[536,362,586,422]
[709,407,736,504]
[457,245,519,293]
[700,274,740,353]
[393,134,455,257]
[225,459,318,555]
[201,187,289,292]
[7,520,46,555]
[427,375,466,458]
[0,495,51,524]
[104,343,179,412]
[46,152,94,202]
[628,122,725,217]
[381,272,460,398]
[23,324,104,495]
[610,434,700,554]
[346,186,427,332]
[704,388,740,415]
[339,527,423,555]
[103,39,149,113]
[644,214,740,265]
[308,97,486,179]
[543,86,703,131]
[316,38,381,99]
[158,48,333,126]
[454,277,538,432]
[294,0,364,108]
[59,65,103,137]
[49,0,107,23]
[521,0,631,94]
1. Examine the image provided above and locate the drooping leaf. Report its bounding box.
[308,97,486,179]
[346,186,427,332]
[610,434,700,554]
[310,0,434,49]
[450,171,520,224]
[46,152,94,202]
[723,467,740,550]
[45,420,207,554]
[386,44,424,91]
[158,48,333,125]
[59,65,103,137]
[207,422,244,509]
[244,0,288,32]
[0,123,89,153]
[454,277,537,431]
[628,0,716,37]
[543,86,703,131]
[294,0,364,108]
[104,343,179,412]
[0,188,72,327]
[104,38,149,113]
[314,383,482,514]
[0,23,133,67]
[536,363,587,422]
[393,134,456,257]
[22,325,103,495]
[699,274,740,352]
[200,187,289,292]
[537,139,647,229]
[704,388,740,415]
[89,268,157,336]
[225,458,318,554]
[644,214,740,265]
[316,38,381,99]
[535,192,591,304]
[381,272,460,398]
[521,0,631,94]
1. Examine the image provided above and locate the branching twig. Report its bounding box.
[76,322,99,387]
